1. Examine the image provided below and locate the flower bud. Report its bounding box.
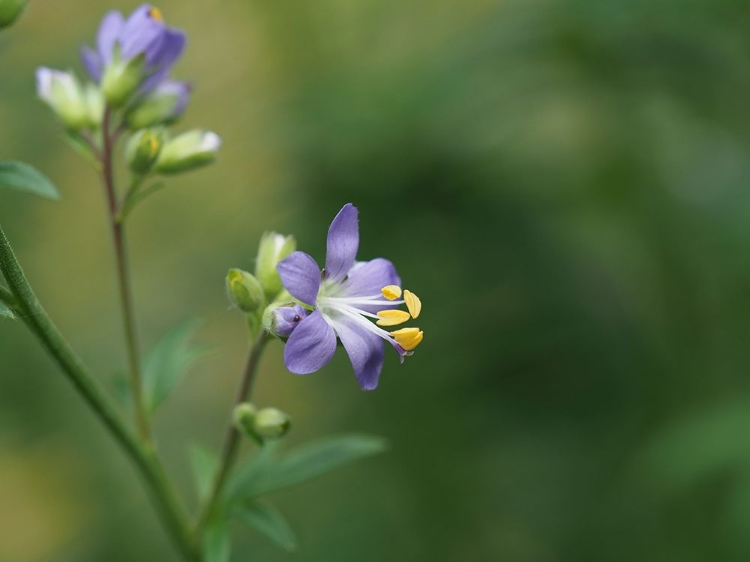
[252,408,292,440]
[101,51,146,108]
[154,129,222,175]
[226,269,265,313]
[264,303,308,338]
[36,68,90,131]
[0,0,27,29]
[83,82,104,129]
[125,129,165,175]
[125,80,191,130]
[233,403,258,438]
[255,232,296,298]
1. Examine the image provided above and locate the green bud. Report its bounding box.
[252,408,292,440]
[125,81,190,130]
[154,129,222,175]
[83,82,104,129]
[233,403,258,438]
[125,129,165,175]
[0,0,27,30]
[36,68,90,131]
[101,51,146,108]
[226,269,265,313]
[255,232,296,298]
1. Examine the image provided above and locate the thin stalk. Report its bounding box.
[0,284,15,307]
[101,106,150,440]
[0,225,199,561]
[195,331,269,534]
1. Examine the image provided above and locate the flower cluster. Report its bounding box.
[36,4,220,177]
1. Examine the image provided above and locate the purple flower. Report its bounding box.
[277,204,424,390]
[80,4,185,92]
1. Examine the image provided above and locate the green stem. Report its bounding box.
[101,106,150,441]
[195,331,269,535]
[0,224,199,561]
[0,284,15,307]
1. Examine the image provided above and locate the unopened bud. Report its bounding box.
[0,0,27,29]
[255,232,296,298]
[83,82,104,129]
[101,50,146,108]
[154,129,222,175]
[227,269,265,313]
[264,303,308,338]
[252,408,292,440]
[36,68,90,131]
[125,129,165,175]
[233,403,258,438]
[125,80,191,130]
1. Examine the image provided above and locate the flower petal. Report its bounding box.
[329,316,385,390]
[284,310,337,374]
[97,10,124,63]
[341,258,401,313]
[325,203,359,282]
[277,251,321,306]
[80,46,103,82]
[120,5,165,63]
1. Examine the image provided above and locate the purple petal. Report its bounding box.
[151,29,185,71]
[330,317,385,390]
[271,304,308,338]
[97,10,124,63]
[341,258,401,313]
[325,203,359,282]
[277,251,321,306]
[120,5,165,64]
[80,46,103,82]
[284,311,337,374]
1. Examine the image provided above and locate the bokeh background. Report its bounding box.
[2,0,750,560]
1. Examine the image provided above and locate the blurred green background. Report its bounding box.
[3,0,750,560]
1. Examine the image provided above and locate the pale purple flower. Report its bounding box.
[80,4,185,92]
[277,204,424,390]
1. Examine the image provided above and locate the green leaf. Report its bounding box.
[228,435,388,500]
[232,501,298,552]
[190,444,219,503]
[143,320,210,414]
[0,161,59,200]
[203,521,231,562]
[0,300,14,319]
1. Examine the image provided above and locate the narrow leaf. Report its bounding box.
[190,444,219,503]
[0,300,14,319]
[233,501,298,552]
[112,374,132,411]
[0,161,59,200]
[143,320,210,413]
[229,435,388,500]
[203,522,231,562]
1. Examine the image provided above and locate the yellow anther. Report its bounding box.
[381,285,402,300]
[391,327,423,351]
[376,310,411,327]
[149,7,164,22]
[403,290,421,319]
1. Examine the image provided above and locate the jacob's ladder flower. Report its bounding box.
[277,204,424,390]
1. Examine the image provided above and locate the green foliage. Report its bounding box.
[203,522,230,562]
[232,501,298,552]
[0,161,59,200]
[190,444,220,504]
[142,320,210,414]
[228,435,388,501]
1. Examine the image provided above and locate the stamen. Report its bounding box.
[381,285,402,300]
[149,7,164,22]
[403,290,421,319]
[376,310,411,327]
[391,327,423,351]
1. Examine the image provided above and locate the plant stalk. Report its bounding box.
[195,330,269,535]
[0,224,199,561]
